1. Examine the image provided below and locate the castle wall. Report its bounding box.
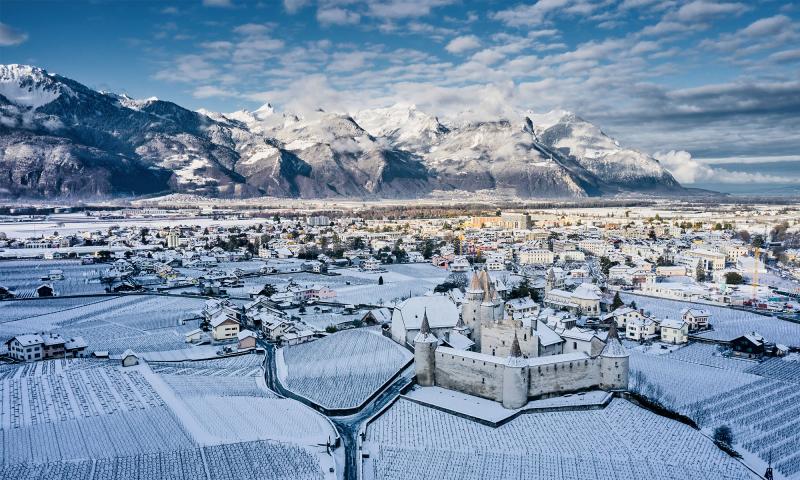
[480,322,538,357]
[527,355,601,398]
[434,347,505,402]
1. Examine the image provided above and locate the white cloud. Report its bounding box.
[445,35,481,54]
[317,7,361,25]
[675,1,747,22]
[283,0,310,14]
[654,150,799,184]
[368,1,455,20]
[193,85,240,99]
[0,23,28,46]
[202,0,233,7]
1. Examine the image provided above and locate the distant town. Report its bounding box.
[1,199,799,480]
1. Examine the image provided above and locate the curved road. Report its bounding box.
[261,341,413,480]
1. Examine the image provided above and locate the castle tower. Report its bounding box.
[414,309,438,387]
[502,332,529,409]
[463,271,485,348]
[545,267,556,295]
[599,322,629,390]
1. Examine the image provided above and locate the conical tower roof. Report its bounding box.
[414,308,437,344]
[420,308,431,335]
[468,271,483,292]
[600,322,628,358]
[510,331,522,358]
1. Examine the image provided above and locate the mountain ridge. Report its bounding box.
[0,64,684,199]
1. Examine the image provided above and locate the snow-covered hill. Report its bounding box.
[0,64,683,199]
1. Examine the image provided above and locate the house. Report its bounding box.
[362,307,392,325]
[681,308,711,331]
[730,333,766,359]
[505,297,539,319]
[626,316,657,341]
[121,350,140,367]
[210,315,240,341]
[660,318,689,344]
[237,330,257,349]
[0,285,13,299]
[5,333,87,362]
[283,329,315,346]
[605,307,646,328]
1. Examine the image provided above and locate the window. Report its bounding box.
[573,342,577,349]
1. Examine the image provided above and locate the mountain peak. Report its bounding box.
[0,63,67,109]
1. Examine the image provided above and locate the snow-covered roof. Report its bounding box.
[394,295,458,331]
[446,330,475,350]
[237,329,257,340]
[536,321,564,346]
[12,334,44,347]
[660,318,686,329]
[527,351,588,367]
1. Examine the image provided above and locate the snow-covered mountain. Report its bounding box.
[0,64,683,199]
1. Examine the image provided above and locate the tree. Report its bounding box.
[259,284,277,297]
[600,256,618,275]
[713,425,734,447]
[752,234,765,249]
[628,300,637,310]
[695,262,706,282]
[378,276,384,285]
[422,239,435,259]
[724,272,744,285]
[611,291,624,310]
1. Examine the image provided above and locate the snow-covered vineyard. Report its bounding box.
[0,295,207,355]
[0,259,109,298]
[279,329,412,409]
[0,356,336,480]
[364,398,757,480]
[620,293,800,347]
[629,349,800,478]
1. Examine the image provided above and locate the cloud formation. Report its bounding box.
[0,23,28,46]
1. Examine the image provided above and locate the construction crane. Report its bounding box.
[752,245,760,302]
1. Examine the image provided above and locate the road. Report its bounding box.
[261,340,413,480]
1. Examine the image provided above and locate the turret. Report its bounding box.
[414,309,438,387]
[599,322,629,390]
[502,332,529,409]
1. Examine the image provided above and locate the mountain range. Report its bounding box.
[0,64,683,200]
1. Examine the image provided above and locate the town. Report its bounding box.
[1,198,799,480]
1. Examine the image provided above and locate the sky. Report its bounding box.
[1,0,799,191]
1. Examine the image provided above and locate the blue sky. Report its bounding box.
[2,0,799,188]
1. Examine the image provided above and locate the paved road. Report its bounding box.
[261,340,413,480]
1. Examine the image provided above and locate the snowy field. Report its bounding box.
[330,264,449,306]
[279,329,412,409]
[364,398,756,480]
[0,294,207,355]
[0,259,109,297]
[0,356,335,479]
[620,292,800,346]
[630,350,800,479]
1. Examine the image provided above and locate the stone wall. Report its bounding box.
[434,349,505,402]
[528,357,601,398]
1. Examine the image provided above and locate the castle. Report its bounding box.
[414,270,629,409]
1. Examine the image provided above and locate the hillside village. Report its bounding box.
[1,201,800,480]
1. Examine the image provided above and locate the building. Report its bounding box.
[166,231,181,249]
[626,316,657,341]
[414,320,628,409]
[660,318,689,344]
[681,308,711,331]
[391,295,459,346]
[211,315,240,341]
[237,330,257,349]
[543,280,601,317]
[5,333,87,362]
[518,249,554,266]
[121,350,140,367]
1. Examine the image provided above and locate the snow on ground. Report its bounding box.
[620,292,800,347]
[364,397,756,480]
[279,329,412,409]
[0,355,335,479]
[629,349,800,479]
[327,264,449,306]
[0,294,207,355]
